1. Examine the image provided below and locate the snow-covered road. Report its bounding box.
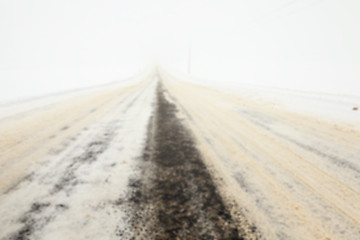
[161,71,360,240]
[0,74,157,239]
[1,71,360,239]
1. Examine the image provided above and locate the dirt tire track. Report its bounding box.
[123,81,259,239]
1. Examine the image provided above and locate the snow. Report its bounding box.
[0,74,156,239]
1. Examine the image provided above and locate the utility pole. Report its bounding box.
[187,47,191,75]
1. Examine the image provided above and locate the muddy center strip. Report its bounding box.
[124,82,258,239]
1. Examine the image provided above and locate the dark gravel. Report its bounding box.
[123,81,253,239]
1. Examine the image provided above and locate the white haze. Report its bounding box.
[1,0,360,102]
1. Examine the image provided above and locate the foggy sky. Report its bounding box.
[1,0,360,101]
